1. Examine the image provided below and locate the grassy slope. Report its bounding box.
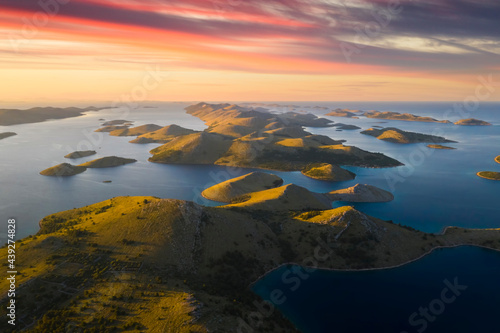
[1,196,500,332]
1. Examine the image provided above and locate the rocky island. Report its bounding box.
[361,127,456,144]
[454,118,492,126]
[147,103,402,170]
[2,194,500,332]
[301,163,356,181]
[78,156,137,168]
[0,132,16,140]
[363,111,450,123]
[64,150,97,159]
[202,172,283,202]
[40,163,87,176]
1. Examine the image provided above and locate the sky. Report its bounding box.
[0,0,499,103]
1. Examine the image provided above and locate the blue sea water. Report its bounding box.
[252,246,500,333]
[1,101,499,332]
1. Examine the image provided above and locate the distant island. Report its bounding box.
[477,171,500,181]
[78,156,137,168]
[101,119,133,126]
[454,118,492,126]
[95,125,130,133]
[332,123,361,130]
[2,193,500,332]
[0,106,102,126]
[361,127,456,144]
[301,163,356,181]
[427,144,456,150]
[326,109,360,118]
[40,163,87,177]
[0,132,16,140]
[109,124,163,137]
[145,103,402,170]
[496,156,500,164]
[363,111,450,123]
[64,150,97,159]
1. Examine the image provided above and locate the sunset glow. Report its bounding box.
[1,0,499,103]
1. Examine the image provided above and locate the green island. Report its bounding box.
[427,144,456,150]
[0,107,102,126]
[64,150,97,159]
[301,163,356,181]
[361,127,456,144]
[477,171,500,181]
[78,156,137,168]
[2,192,500,332]
[0,132,16,140]
[454,118,492,126]
[145,103,402,170]
[40,163,87,177]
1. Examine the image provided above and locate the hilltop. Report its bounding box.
[301,163,356,181]
[361,127,456,144]
[327,184,394,202]
[64,150,97,159]
[0,106,101,126]
[454,118,492,126]
[148,103,402,170]
[2,196,500,332]
[78,156,137,168]
[109,124,163,137]
[40,163,87,177]
[0,132,16,140]
[202,172,283,202]
[130,125,199,144]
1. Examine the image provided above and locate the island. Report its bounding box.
[477,171,500,181]
[325,109,360,118]
[40,163,87,176]
[361,127,456,144]
[301,163,356,181]
[101,120,133,126]
[147,103,402,170]
[427,144,456,150]
[363,111,450,123]
[0,132,16,140]
[95,125,130,132]
[454,118,492,126]
[496,156,500,164]
[202,172,283,202]
[0,106,102,126]
[64,150,97,159]
[326,184,394,202]
[130,124,199,144]
[78,156,137,168]
[2,194,500,332]
[332,123,361,130]
[109,124,163,137]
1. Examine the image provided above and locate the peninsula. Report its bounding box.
[361,127,456,144]
[0,106,102,126]
[301,163,356,181]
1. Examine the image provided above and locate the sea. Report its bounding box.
[1,101,499,332]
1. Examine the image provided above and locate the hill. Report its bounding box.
[109,124,163,136]
[301,163,356,181]
[130,125,199,144]
[2,196,500,332]
[327,184,394,202]
[363,111,450,123]
[361,127,456,144]
[64,150,96,159]
[0,106,101,126]
[0,132,16,140]
[78,156,137,168]
[202,172,283,202]
[40,163,87,176]
[454,118,492,126]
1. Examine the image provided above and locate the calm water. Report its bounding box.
[1,101,499,237]
[253,246,500,333]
